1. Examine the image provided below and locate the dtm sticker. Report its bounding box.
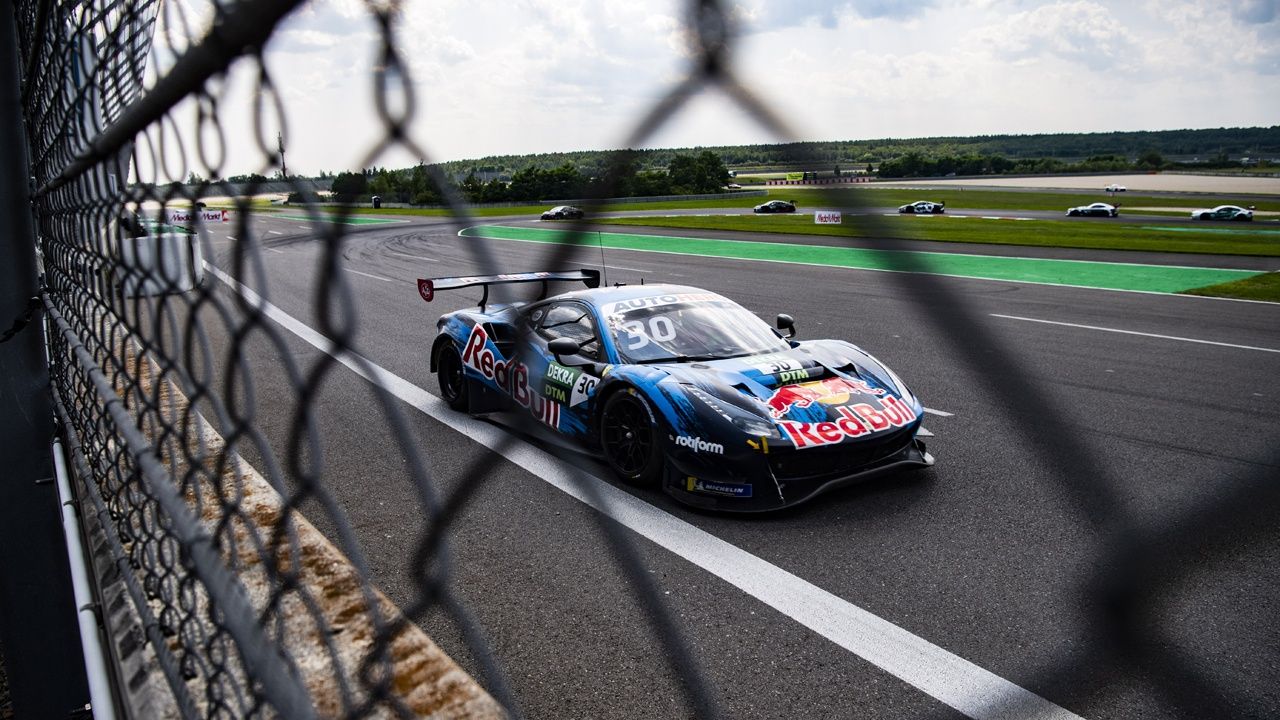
[460,325,561,428]
[542,362,597,407]
[779,396,918,450]
[673,435,724,455]
[686,477,752,497]
[765,377,885,418]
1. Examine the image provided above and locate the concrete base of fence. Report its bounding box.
[114,348,507,718]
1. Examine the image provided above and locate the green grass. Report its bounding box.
[464,225,1260,294]
[1182,272,1280,302]
[589,214,1280,256]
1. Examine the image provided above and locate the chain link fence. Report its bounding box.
[9,0,1278,718]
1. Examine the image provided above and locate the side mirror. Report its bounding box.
[775,313,796,339]
[548,337,581,359]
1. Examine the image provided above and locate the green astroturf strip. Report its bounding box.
[1139,225,1280,235]
[460,225,1262,294]
[273,214,406,225]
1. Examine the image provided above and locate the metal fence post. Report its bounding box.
[0,3,92,716]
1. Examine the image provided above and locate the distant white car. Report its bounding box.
[1066,202,1118,217]
[1105,184,1126,192]
[1190,205,1253,221]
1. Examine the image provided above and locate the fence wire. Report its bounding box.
[12,0,1279,718]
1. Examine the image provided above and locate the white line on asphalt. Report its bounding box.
[605,264,654,273]
[344,268,394,283]
[297,226,310,231]
[268,230,283,235]
[266,248,284,254]
[991,314,1280,354]
[226,236,237,241]
[923,407,953,417]
[206,261,1083,720]
[388,250,438,262]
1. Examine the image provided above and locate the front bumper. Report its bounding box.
[661,435,934,512]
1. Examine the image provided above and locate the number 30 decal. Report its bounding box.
[622,317,676,349]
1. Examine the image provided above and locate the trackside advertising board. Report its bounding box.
[166,208,228,226]
[814,211,842,224]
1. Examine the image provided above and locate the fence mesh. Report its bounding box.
[11,0,1278,718]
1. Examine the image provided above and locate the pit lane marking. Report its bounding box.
[991,314,1280,354]
[208,262,1082,720]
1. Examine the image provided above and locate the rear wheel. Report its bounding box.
[436,344,469,411]
[600,390,662,486]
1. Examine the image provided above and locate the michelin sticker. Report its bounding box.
[686,477,752,497]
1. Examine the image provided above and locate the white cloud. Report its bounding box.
[149,0,1279,177]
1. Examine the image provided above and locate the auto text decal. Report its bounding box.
[461,325,561,429]
[606,292,720,317]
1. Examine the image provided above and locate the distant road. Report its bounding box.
[869,172,1280,196]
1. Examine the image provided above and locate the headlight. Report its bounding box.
[684,384,780,439]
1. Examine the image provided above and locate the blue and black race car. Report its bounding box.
[420,270,933,511]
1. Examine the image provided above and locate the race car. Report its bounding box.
[1065,202,1118,217]
[754,200,796,214]
[898,200,945,214]
[421,271,933,511]
[541,205,584,220]
[1190,205,1253,221]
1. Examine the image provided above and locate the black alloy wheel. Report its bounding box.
[437,344,469,411]
[601,390,662,485]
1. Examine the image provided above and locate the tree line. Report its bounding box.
[326,150,730,204]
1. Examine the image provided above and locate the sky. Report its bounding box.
[147,0,1280,179]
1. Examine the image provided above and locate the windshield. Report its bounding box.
[603,294,790,363]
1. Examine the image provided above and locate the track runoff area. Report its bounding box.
[209,190,1280,717]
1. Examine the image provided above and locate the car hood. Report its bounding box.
[651,341,920,435]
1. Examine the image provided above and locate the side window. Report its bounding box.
[537,303,600,360]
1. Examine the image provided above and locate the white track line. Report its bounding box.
[991,314,1280,354]
[923,407,953,417]
[206,262,1083,720]
[266,248,284,255]
[344,268,394,283]
[268,230,283,235]
[388,250,438,262]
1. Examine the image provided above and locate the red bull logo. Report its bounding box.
[764,377,884,419]
[779,397,919,450]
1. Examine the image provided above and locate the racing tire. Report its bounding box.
[436,344,469,411]
[600,389,663,486]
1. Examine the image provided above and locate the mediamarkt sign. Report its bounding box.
[814,211,842,224]
[166,208,229,225]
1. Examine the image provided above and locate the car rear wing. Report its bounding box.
[416,269,601,311]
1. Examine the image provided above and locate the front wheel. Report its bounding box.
[436,344,469,411]
[600,390,662,486]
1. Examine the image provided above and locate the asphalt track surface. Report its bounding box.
[199,211,1279,720]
